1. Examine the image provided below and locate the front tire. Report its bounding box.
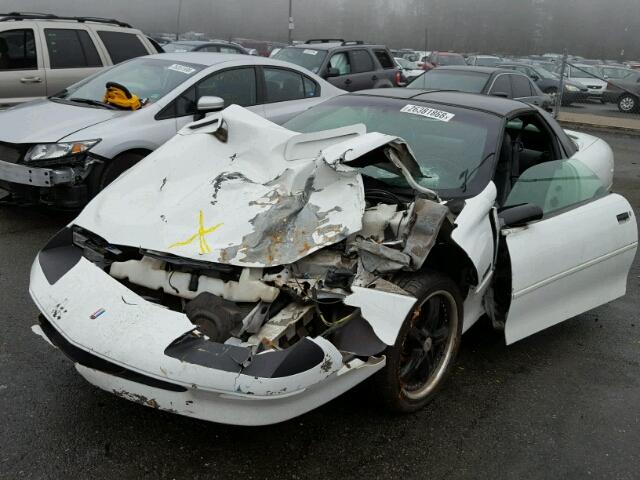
[618,94,639,113]
[88,152,146,198]
[373,270,463,413]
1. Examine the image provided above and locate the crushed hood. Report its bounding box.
[0,99,128,144]
[74,106,430,268]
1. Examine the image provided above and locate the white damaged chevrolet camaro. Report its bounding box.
[29,90,638,425]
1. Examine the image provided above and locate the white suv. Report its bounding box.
[0,12,159,106]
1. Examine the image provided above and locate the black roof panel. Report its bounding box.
[353,88,534,117]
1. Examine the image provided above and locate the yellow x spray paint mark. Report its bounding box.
[169,210,223,254]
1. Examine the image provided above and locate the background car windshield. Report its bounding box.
[162,43,196,52]
[534,66,556,79]
[57,58,205,104]
[574,65,602,77]
[476,57,501,67]
[397,58,419,69]
[272,47,327,74]
[284,95,501,198]
[437,55,466,66]
[408,70,490,93]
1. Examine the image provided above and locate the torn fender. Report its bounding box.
[450,181,497,284]
[344,283,417,345]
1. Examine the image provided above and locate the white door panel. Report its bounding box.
[504,193,637,344]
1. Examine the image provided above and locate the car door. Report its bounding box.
[348,49,379,90]
[510,74,544,107]
[0,25,46,105]
[261,67,323,124]
[163,66,264,131]
[488,74,513,98]
[326,51,355,91]
[42,27,104,96]
[501,157,637,344]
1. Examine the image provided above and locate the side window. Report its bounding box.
[97,31,148,64]
[0,29,37,70]
[219,46,240,54]
[201,46,219,52]
[329,52,350,75]
[175,86,197,116]
[511,75,533,98]
[303,76,319,98]
[156,85,196,120]
[44,29,102,69]
[197,67,256,107]
[264,68,304,103]
[490,75,512,97]
[373,50,395,69]
[505,159,606,216]
[350,49,374,73]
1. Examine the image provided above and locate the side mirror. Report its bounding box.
[197,96,225,113]
[325,67,341,78]
[531,74,540,81]
[498,203,543,228]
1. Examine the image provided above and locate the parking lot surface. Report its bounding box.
[0,130,638,480]
[563,101,634,120]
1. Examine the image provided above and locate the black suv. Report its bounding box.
[273,39,400,91]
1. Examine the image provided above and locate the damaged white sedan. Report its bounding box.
[29,90,638,425]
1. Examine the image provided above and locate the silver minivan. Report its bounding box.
[0,12,159,106]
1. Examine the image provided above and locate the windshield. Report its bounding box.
[436,54,466,66]
[54,58,205,106]
[283,95,501,198]
[476,57,502,67]
[396,58,419,69]
[534,66,556,79]
[272,47,327,74]
[572,65,602,78]
[163,42,197,53]
[408,70,490,93]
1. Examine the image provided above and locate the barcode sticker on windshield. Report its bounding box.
[400,104,455,122]
[303,49,319,55]
[168,64,196,75]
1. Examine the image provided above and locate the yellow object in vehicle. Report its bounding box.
[103,82,141,110]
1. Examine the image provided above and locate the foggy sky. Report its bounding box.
[3,0,640,58]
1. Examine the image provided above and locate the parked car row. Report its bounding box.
[1,14,637,427]
[0,12,159,106]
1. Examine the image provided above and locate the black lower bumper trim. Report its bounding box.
[38,315,187,393]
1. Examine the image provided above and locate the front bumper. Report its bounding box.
[0,159,76,187]
[0,158,94,207]
[29,239,384,425]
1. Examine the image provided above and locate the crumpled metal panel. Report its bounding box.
[74,106,367,268]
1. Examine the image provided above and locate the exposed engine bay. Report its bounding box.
[73,183,465,357]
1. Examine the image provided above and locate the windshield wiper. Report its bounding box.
[68,98,118,110]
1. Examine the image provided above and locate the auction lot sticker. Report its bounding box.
[168,64,197,75]
[400,104,455,122]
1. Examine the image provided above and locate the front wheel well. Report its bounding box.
[418,239,478,301]
[112,148,154,160]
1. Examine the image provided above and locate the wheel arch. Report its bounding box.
[419,234,479,302]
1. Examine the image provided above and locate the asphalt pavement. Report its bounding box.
[562,100,634,120]
[0,131,638,480]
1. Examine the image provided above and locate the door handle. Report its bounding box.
[20,76,42,84]
[344,79,352,85]
[617,212,630,223]
[372,75,378,81]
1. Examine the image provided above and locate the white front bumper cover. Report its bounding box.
[29,250,384,426]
